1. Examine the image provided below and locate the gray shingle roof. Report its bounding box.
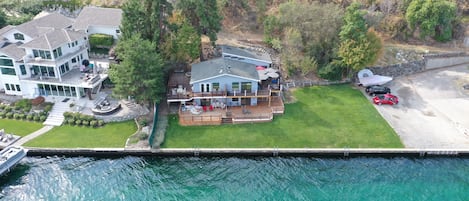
[0,25,15,36]
[20,29,85,50]
[0,43,26,61]
[190,58,259,84]
[15,13,73,38]
[220,45,272,64]
[73,6,123,30]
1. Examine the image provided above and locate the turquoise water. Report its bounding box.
[1,157,469,200]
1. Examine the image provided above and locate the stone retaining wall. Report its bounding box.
[367,52,469,79]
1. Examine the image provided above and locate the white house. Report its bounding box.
[0,12,108,99]
[73,6,123,39]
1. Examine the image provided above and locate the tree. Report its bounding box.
[265,1,343,76]
[338,3,383,73]
[405,0,457,42]
[120,0,173,50]
[109,35,166,104]
[162,11,201,64]
[0,10,6,28]
[176,0,222,44]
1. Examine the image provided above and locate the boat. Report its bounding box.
[0,146,28,175]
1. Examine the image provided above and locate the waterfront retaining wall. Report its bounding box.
[26,148,469,158]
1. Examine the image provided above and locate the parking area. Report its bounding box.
[370,64,469,148]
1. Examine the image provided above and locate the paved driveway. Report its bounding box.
[371,64,469,148]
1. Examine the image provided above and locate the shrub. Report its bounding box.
[81,120,89,127]
[75,119,82,126]
[0,112,5,118]
[0,104,5,109]
[63,112,72,118]
[13,113,20,119]
[4,106,12,112]
[69,103,75,108]
[23,108,30,113]
[6,112,14,119]
[40,115,47,122]
[97,120,105,127]
[19,113,26,119]
[139,119,148,127]
[26,114,33,121]
[14,99,32,111]
[44,104,53,112]
[33,115,40,122]
[31,96,45,106]
[67,119,75,125]
[139,132,148,140]
[90,120,98,127]
[89,34,114,48]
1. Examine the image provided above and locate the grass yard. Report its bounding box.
[0,119,43,137]
[24,120,137,148]
[163,85,403,148]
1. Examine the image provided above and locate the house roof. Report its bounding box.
[220,45,272,64]
[73,6,123,30]
[15,13,73,38]
[0,25,15,36]
[20,29,85,50]
[190,58,259,84]
[0,42,26,61]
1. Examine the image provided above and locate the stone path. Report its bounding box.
[12,126,54,146]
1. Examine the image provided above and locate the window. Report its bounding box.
[241,82,252,92]
[200,83,210,93]
[14,33,24,40]
[5,84,10,90]
[10,84,15,91]
[212,83,220,91]
[72,58,77,63]
[53,47,63,59]
[72,42,75,47]
[116,29,120,34]
[68,43,70,48]
[33,49,52,59]
[1,67,16,75]
[232,82,239,91]
[33,65,55,77]
[15,85,20,92]
[0,58,13,66]
[20,65,26,75]
[75,41,78,46]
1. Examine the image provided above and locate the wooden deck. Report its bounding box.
[178,97,284,126]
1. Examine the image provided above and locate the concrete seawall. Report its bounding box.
[26,148,469,158]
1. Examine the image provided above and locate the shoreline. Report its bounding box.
[26,147,469,158]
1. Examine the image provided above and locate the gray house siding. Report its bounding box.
[192,75,259,106]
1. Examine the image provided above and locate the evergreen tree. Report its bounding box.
[176,0,222,44]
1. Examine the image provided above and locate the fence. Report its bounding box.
[283,79,351,89]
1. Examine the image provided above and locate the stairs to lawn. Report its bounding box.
[43,100,70,126]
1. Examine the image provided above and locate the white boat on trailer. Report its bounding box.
[0,146,28,175]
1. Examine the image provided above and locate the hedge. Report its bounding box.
[89,34,114,48]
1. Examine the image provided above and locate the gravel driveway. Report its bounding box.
[370,64,469,148]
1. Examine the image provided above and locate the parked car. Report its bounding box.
[365,85,391,96]
[373,94,399,105]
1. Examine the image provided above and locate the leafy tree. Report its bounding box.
[405,0,457,42]
[162,11,201,64]
[176,0,222,44]
[120,0,173,50]
[109,35,166,104]
[266,1,343,76]
[338,3,383,73]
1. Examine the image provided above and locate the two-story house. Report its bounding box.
[0,12,108,100]
[167,45,283,125]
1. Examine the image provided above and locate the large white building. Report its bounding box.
[0,12,108,99]
[73,6,123,39]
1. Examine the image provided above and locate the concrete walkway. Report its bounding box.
[12,126,54,146]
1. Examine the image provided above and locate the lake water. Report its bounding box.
[1,157,469,200]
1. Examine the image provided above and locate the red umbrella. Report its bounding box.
[256,66,266,70]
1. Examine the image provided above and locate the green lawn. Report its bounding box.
[0,119,43,137]
[24,121,137,148]
[162,85,403,148]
